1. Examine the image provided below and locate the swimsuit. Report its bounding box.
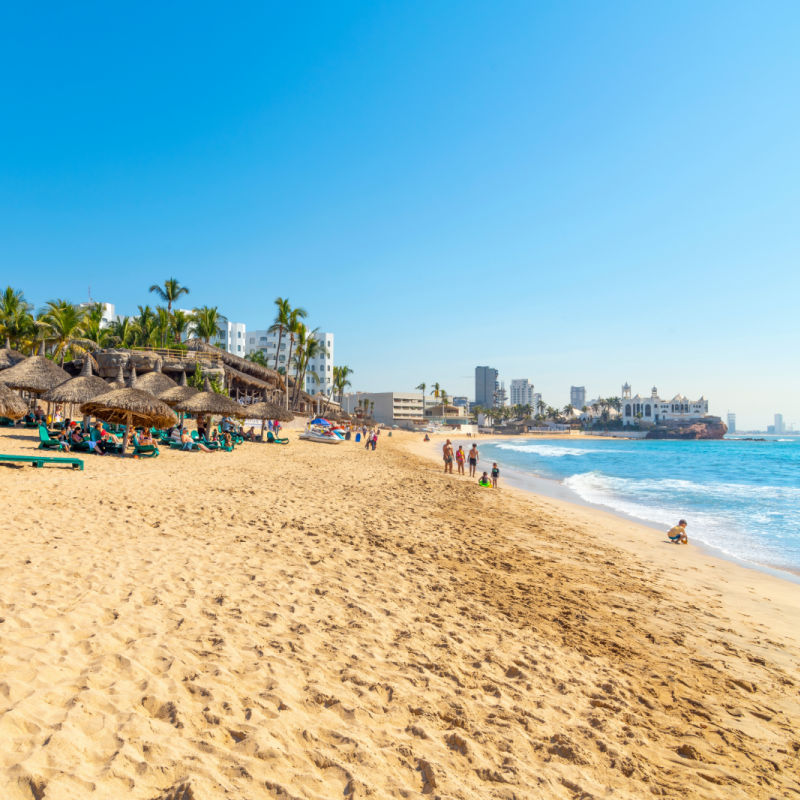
[469,457,477,465]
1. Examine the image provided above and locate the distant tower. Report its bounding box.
[622,382,631,399]
[651,386,658,398]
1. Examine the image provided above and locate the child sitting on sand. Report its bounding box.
[667,520,688,544]
[478,472,492,487]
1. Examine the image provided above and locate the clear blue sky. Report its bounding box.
[2,1,798,429]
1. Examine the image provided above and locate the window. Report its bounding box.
[237,331,242,338]
[249,337,254,344]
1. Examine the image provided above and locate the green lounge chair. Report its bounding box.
[170,440,198,451]
[131,435,159,457]
[267,432,289,444]
[38,425,68,451]
[0,453,84,470]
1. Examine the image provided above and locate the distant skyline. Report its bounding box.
[2,2,799,431]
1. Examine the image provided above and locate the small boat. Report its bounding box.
[299,423,343,444]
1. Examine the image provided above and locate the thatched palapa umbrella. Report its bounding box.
[80,369,176,455]
[42,357,112,406]
[243,397,294,439]
[0,336,25,371]
[0,342,70,397]
[135,360,178,395]
[174,378,246,434]
[158,371,198,430]
[0,383,27,421]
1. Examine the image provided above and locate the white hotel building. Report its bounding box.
[246,329,335,396]
[621,383,709,426]
[510,378,536,407]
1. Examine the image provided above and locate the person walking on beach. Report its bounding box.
[468,443,479,477]
[455,445,466,475]
[491,462,500,488]
[667,520,688,544]
[442,439,454,473]
[371,431,378,450]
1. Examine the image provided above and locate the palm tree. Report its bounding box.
[191,306,224,343]
[132,305,158,347]
[416,382,427,414]
[149,277,189,314]
[536,398,546,417]
[36,300,93,365]
[83,317,111,348]
[333,365,353,403]
[284,308,306,409]
[0,287,35,349]
[170,309,191,344]
[246,350,269,367]
[154,306,171,348]
[291,326,322,409]
[108,316,136,348]
[563,403,574,419]
[268,298,306,372]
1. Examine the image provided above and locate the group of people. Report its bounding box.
[362,426,380,450]
[54,420,121,454]
[442,440,499,488]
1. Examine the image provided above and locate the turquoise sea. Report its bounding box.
[477,436,800,577]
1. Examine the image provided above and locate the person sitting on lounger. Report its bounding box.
[88,423,108,454]
[137,429,156,447]
[181,429,211,452]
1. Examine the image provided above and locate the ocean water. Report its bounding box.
[477,436,800,576]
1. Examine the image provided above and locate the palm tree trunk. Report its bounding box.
[274,328,283,371]
[285,336,295,410]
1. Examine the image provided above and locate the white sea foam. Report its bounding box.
[564,472,800,502]
[493,443,592,457]
[562,471,799,569]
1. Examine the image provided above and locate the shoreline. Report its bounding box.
[411,433,800,585]
[404,434,800,606]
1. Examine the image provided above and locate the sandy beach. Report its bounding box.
[1,427,799,799]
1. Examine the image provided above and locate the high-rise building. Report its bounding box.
[532,392,543,414]
[510,378,535,407]
[475,366,499,407]
[247,328,335,395]
[727,412,736,433]
[570,386,586,409]
[774,413,784,434]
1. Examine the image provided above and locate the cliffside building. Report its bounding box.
[621,383,709,426]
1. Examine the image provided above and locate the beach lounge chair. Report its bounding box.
[131,434,159,458]
[0,453,84,470]
[267,432,289,444]
[38,425,68,451]
[191,430,220,450]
